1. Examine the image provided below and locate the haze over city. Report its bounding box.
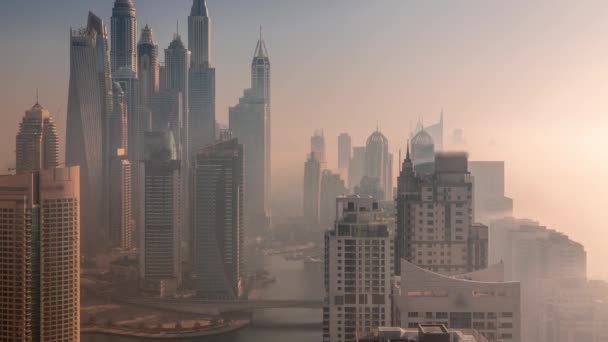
[0,1,607,342]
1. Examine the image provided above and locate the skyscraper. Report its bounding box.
[364,130,392,200]
[111,0,137,75]
[411,128,435,175]
[311,130,326,166]
[303,153,321,225]
[193,139,244,299]
[189,0,211,68]
[319,170,347,228]
[189,0,216,151]
[323,196,394,342]
[349,146,366,191]
[229,88,270,234]
[164,34,191,158]
[110,82,128,154]
[469,161,514,224]
[412,111,444,150]
[15,101,59,175]
[0,167,80,342]
[110,149,133,251]
[66,12,111,249]
[395,150,488,275]
[138,25,159,113]
[338,133,351,184]
[252,29,271,105]
[139,131,182,297]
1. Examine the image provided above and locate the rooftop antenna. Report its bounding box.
[35,88,39,104]
[260,25,263,41]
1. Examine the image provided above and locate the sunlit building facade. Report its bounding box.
[15,102,59,175]
[396,150,488,276]
[324,196,394,342]
[0,167,80,342]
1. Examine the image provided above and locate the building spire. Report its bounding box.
[254,26,268,59]
[35,88,39,105]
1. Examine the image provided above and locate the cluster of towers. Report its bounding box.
[10,0,272,304]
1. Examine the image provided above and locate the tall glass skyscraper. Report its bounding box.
[193,139,244,299]
[138,25,159,111]
[189,0,216,151]
[66,12,112,249]
[111,0,137,75]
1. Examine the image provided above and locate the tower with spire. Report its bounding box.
[138,25,159,110]
[15,101,59,175]
[252,27,271,105]
[228,30,273,234]
[111,0,138,75]
[188,0,216,151]
[188,0,211,68]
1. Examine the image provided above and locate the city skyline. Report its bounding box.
[0,2,606,341]
[3,2,606,278]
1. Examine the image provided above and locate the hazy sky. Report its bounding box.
[1,0,607,277]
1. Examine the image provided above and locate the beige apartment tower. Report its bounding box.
[0,167,80,341]
[15,101,59,174]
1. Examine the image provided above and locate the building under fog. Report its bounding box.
[189,0,216,151]
[139,131,182,297]
[15,102,59,175]
[469,162,513,224]
[394,260,521,342]
[0,167,80,342]
[412,111,444,150]
[319,170,347,228]
[311,130,327,166]
[66,12,112,249]
[324,196,394,342]
[364,130,393,200]
[303,153,321,225]
[193,139,244,299]
[489,217,588,342]
[395,150,488,276]
[349,146,366,191]
[338,133,352,186]
[229,34,272,233]
[410,129,435,175]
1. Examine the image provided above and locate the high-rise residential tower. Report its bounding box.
[189,0,216,151]
[110,148,133,251]
[395,150,488,276]
[320,170,347,228]
[193,139,244,299]
[0,167,80,342]
[303,153,321,225]
[323,196,394,342]
[229,34,272,234]
[66,12,112,249]
[139,131,182,296]
[111,0,137,75]
[164,34,191,157]
[364,130,392,200]
[15,102,59,175]
[311,130,326,166]
[138,25,159,113]
[338,133,351,185]
[349,146,366,191]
